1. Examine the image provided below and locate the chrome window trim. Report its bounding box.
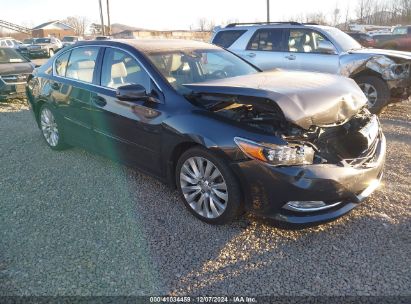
[52,44,163,93]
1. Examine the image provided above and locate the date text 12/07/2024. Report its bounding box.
[149,296,257,303]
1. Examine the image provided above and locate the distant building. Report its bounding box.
[32,20,75,38]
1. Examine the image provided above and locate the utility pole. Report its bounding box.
[98,0,105,36]
[106,0,111,36]
[267,0,270,23]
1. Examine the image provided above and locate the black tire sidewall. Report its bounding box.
[38,103,67,150]
[355,76,390,114]
[175,147,243,225]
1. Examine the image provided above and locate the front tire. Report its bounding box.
[355,75,390,114]
[38,104,68,150]
[176,147,243,225]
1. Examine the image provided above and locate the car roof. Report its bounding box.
[74,39,220,53]
[217,23,334,31]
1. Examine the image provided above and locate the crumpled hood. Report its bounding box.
[183,70,367,129]
[0,62,34,75]
[349,48,411,60]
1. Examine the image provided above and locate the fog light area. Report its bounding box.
[283,200,342,212]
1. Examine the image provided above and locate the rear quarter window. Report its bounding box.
[247,29,286,51]
[212,30,246,48]
[55,51,71,76]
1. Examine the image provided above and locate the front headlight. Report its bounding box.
[234,137,314,166]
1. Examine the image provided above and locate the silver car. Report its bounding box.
[212,22,411,113]
[27,37,62,58]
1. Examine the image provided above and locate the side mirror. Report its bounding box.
[317,40,337,54]
[116,84,148,101]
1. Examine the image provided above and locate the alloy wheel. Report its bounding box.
[179,156,228,219]
[40,108,59,147]
[359,83,378,107]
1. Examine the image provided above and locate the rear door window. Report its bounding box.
[101,48,150,90]
[288,29,332,53]
[247,29,286,51]
[212,30,246,48]
[66,47,99,83]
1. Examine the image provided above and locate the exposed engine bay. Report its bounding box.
[188,93,379,166]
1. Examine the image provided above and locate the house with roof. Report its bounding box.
[32,20,75,38]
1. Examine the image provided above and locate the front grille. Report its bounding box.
[342,131,381,168]
[0,74,29,84]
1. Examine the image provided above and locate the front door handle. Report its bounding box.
[51,82,60,90]
[247,52,256,58]
[92,96,107,107]
[285,54,296,60]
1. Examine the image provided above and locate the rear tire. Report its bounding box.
[176,147,243,225]
[355,76,390,114]
[38,103,68,150]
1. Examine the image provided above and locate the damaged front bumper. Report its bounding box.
[342,53,411,100]
[231,132,386,225]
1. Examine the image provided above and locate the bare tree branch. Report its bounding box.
[63,16,89,36]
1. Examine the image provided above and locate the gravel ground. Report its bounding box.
[0,99,410,296]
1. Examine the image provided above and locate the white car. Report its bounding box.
[0,38,22,48]
[212,22,411,113]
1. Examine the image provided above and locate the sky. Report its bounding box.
[1,0,360,31]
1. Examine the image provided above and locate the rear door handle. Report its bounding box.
[51,82,60,90]
[285,54,296,60]
[247,52,256,58]
[92,96,107,107]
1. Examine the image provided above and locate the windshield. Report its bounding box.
[0,48,29,63]
[323,27,362,51]
[147,48,258,94]
[36,38,51,44]
[23,39,35,44]
[393,27,407,35]
[63,37,76,42]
